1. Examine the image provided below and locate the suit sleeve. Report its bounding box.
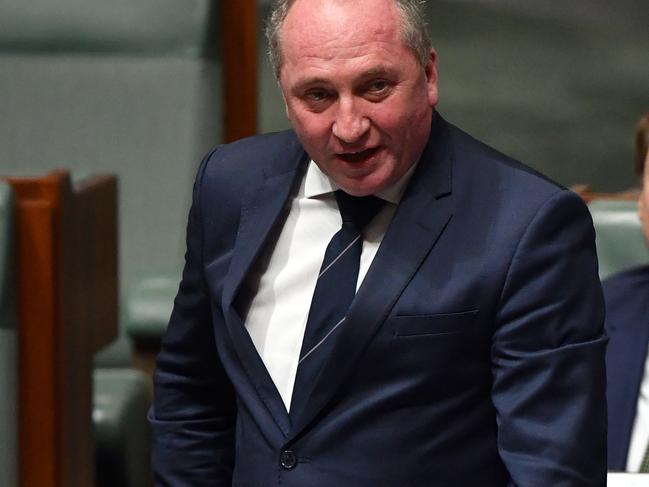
[491,189,607,486]
[149,151,237,486]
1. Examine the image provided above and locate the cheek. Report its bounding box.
[369,104,417,139]
[302,129,332,152]
[290,113,332,144]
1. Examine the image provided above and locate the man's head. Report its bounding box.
[266,0,438,196]
[635,110,649,245]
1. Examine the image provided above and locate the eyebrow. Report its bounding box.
[291,77,331,93]
[361,66,392,77]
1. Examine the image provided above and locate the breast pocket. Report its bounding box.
[390,310,479,337]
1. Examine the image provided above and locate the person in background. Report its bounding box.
[606,109,649,471]
[149,0,607,485]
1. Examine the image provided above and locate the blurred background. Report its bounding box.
[2,0,648,293]
[0,1,647,486]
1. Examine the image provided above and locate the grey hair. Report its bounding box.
[265,0,433,79]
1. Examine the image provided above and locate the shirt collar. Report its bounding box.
[304,159,419,205]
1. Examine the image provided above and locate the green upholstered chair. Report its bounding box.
[0,2,222,485]
[589,199,649,280]
[126,275,177,347]
[0,181,18,487]
[123,274,178,377]
[93,368,152,487]
[0,0,223,367]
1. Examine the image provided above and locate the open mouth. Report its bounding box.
[337,147,380,163]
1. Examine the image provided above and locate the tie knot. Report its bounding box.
[335,190,384,229]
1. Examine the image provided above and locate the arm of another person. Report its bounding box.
[491,189,607,487]
[149,154,237,486]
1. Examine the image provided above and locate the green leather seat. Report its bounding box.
[125,274,178,347]
[93,368,151,487]
[0,181,18,487]
[589,199,649,279]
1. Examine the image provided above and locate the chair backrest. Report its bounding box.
[589,199,649,279]
[5,170,118,487]
[0,180,17,487]
[0,0,222,293]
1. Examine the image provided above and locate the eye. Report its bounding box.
[300,88,335,112]
[368,80,389,93]
[364,79,392,101]
[304,89,329,102]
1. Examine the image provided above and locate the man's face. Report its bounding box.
[638,152,649,246]
[278,0,438,196]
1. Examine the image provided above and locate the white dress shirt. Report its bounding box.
[241,160,415,411]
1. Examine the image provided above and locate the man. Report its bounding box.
[605,110,649,471]
[150,0,607,485]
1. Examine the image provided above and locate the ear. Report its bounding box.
[639,157,649,223]
[424,49,439,107]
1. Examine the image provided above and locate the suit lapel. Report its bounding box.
[290,115,454,435]
[222,136,308,437]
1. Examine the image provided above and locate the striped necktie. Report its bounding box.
[289,190,384,416]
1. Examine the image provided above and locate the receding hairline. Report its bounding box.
[279,2,404,59]
[267,0,432,79]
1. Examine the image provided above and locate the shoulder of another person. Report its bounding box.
[603,264,649,336]
[603,264,649,303]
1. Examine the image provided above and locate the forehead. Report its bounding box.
[281,0,404,61]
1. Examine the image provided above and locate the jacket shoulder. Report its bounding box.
[204,130,302,176]
[446,121,564,197]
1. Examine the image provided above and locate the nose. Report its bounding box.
[332,98,370,144]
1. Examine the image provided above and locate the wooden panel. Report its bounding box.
[222,0,258,142]
[70,175,118,354]
[61,174,118,487]
[571,184,639,204]
[6,171,118,487]
[14,200,58,487]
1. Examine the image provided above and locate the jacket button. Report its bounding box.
[280,449,297,470]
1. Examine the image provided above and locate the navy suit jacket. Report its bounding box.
[604,264,649,470]
[150,114,607,486]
